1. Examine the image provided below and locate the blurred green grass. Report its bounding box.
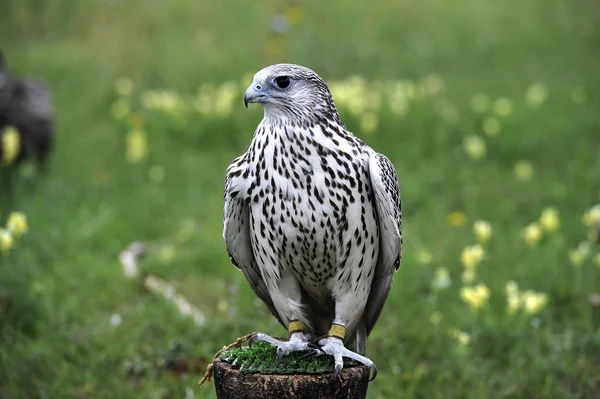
[1,0,600,398]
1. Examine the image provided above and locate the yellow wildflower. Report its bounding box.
[400,80,416,99]
[493,97,514,117]
[418,250,432,265]
[505,280,519,297]
[148,165,165,183]
[126,129,148,164]
[217,299,229,313]
[469,93,490,113]
[461,269,476,284]
[569,242,590,267]
[539,207,560,232]
[577,241,591,256]
[507,293,521,315]
[214,82,238,117]
[525,83,548,109]
[430,311,442,326]
[161,91,184,113]
[460,283,490,310]
[521,291,548,315]
[342,77,368,115]
[583,204,600,226]
[568,249,585,267]
[448,211,467,227]
[448,328,470,346]
[432,267,451,290]
[474,283,490,300]
[114,77,134,96]
[523,223,542,246]
[158,245,176,262]
[192,83,216,115]
[141,90,184,113]
[456,332,470,346]
[460,244,485,269]
[1,126,21,164]
[284,6,305,26]
[473,220,492,244]
[460,249,477,269]
[0,229,14,252]
[359,112,379,135]
[570,86,586,105]
[471,245,485,261]
[482,117,501,136]
[463,135,486,160]
[6,212,28,238]
[514,160,534,181]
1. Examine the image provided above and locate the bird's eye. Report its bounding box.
[274,76,291,89]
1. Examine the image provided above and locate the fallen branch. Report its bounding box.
[118,240,206,327]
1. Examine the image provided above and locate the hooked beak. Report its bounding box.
[244,84,267,108]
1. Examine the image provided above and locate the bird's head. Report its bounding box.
[243,63,338,123]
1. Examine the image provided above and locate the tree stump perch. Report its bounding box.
[212,359,370,399]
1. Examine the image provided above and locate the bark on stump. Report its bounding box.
[213,360,370,399]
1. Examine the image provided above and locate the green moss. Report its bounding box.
[220,341,358,375]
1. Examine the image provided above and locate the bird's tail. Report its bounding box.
[345,314,367,355]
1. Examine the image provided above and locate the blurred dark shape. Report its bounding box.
[0,50,54,169]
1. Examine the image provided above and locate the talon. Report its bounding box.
[299,348,321,359]
[246,331,315,365]
[318,336,377,381]
[277,346,285,364]
[248,334,258,348]
[369,363,378,381]
[334,363,342,377]
[306,343,320,350]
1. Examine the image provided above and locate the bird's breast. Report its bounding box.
[246,128,377,290]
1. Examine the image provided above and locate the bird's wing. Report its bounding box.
[223,159,285,326]
[365,152,403,335]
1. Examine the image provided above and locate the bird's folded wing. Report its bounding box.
[223,170,284,326]
[365,152,403,335]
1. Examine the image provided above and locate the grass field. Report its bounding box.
[1,0,600,398]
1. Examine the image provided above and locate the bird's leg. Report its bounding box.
[249,320,320,362]
[249,272,320,360]
[317,321,378,381]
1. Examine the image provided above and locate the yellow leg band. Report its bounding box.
[288,320,308,334]
[328,323,346,340]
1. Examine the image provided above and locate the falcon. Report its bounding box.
[223,64,402,380]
